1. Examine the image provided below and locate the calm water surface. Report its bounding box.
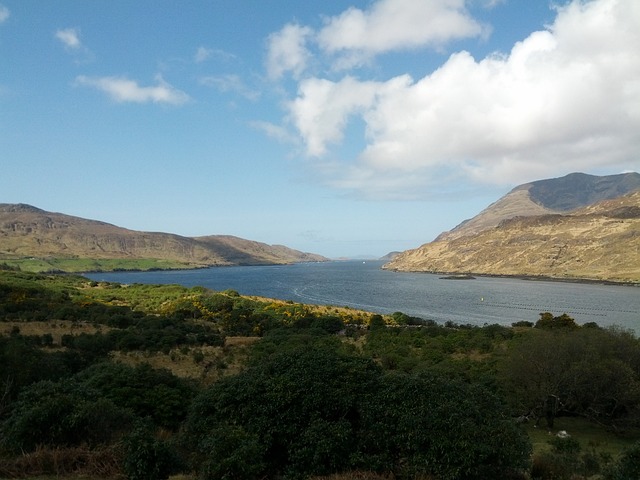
[86,261,639,331]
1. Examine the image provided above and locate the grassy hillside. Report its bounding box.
[386,191,640,283]
[0,204,327,272]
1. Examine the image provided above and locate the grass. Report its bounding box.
[0,257,194,273]
[526,416,640,458]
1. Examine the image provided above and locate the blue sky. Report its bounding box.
[1,0,638,259]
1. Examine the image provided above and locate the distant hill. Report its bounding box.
[0,204,327,270]
[379,251,401,262]
[384,173,640,283]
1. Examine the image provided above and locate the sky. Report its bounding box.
[1,0,639,259]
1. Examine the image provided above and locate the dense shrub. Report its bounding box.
[75,362,196,430]
[358,371,531,480]
[184,343,531,480]
[121,420,183,480]
[0,379,133,453]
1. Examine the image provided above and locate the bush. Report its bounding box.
[184,344,531,480]
[121,420,182,480]
[1,379,133,453]
[197,425,265,480]
[604,441,640,480]
[359,372,532,480]
[74,362,196,430]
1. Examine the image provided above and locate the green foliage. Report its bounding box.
[358,371,531,480]
[185,344,378,479]
[0,335,86,416]
[0,378,133,453]
[604,441,640,480]
[74,362,196,430]
[3,269,640,479]
[363,323,509,384]
[535,312,579,330]
[0,257,194,273]
[531,435,610,479]
[197,425,265,480]
[501,326,640,428]
[549,435,581,455]
[184,343,531,480]
[122,419,183,480]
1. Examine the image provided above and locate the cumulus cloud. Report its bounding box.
[265,0,487,77]
[75,75,190,105]
[266,23,313,80]
[55,28,82,49]
[0,4,9,23]
[278,0,640,198]
[317,0,487,68]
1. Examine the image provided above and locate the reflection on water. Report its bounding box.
[87,260,639,331]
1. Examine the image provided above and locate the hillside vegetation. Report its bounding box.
[0,204,327,272]
[1,269,640,479]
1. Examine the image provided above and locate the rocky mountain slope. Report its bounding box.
[0,204,327,268]
[384,173,640,283]
[436,172,640,242]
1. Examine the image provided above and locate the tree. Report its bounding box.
[0,379,132,453]
[184,344,381,479]
[74,362,196,430]
[359,372,531,479]
[184,341,531,480]
[501,327,640,428]
[535,312,578,330]
[122,419,183,480]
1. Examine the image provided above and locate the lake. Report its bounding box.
[86,260,640,331]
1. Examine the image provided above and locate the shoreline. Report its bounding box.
[384,268,640,287]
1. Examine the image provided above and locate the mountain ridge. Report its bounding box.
[435,172,640,242]
[0,204,328,269]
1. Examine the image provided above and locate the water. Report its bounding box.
[86,260,639,331]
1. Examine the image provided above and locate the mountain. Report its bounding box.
[384,173,640,283]
[0,204,327,269]
[436,172,640,242]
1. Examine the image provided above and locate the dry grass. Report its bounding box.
[110,337,257,383]
[0,445,123,479]
[0,321,105,345]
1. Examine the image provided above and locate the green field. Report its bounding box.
[0,256,194,273]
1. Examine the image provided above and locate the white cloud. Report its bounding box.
[282,0,640,197]
[287,75,410,157]
[199,74,260,100]
[75,75,190,105]
[0,4,9,23]
[317,0,487,68]
[55,28,82,49]
[265,0,487,78]
[266,23,313,80]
